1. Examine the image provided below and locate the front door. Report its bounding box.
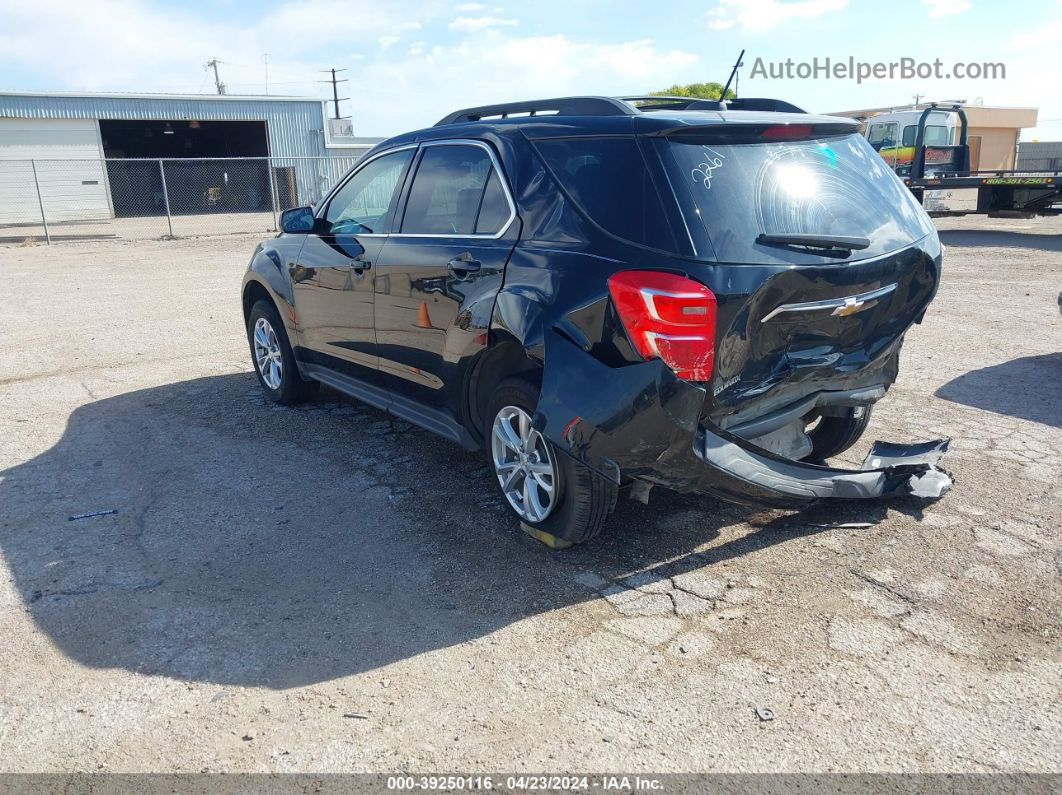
[373,141,517,415]
[292,146,415,383]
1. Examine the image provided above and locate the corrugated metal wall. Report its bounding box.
[0,93,340,158]
[1017,141,1062,172]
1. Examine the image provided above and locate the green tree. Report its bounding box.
[649,81,735,100]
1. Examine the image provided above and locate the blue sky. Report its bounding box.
[1,0,1060,140]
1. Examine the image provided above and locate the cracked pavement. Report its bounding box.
[0,216,1059,773]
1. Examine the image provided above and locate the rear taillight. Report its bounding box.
[607,270,717,382]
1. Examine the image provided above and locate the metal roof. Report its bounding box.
[0,91,374,158]
[0,90,314,102]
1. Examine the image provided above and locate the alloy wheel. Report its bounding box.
[252,317,284,390]
[491,405,557,523]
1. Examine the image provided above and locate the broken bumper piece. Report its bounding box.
[694,431,953,506]
[536,329,953,509]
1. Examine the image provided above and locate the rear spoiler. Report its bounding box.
[696,97,808,114]
[655,118,861,141]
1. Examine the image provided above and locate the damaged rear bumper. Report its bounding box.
[535,330,952,508]
[695,431,951,506]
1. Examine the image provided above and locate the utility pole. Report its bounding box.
[204,58,226,95]
[319,68,349,119]
[262,54,270,95]
[912,93,924,107]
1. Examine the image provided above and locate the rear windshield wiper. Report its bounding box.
[757,233,871,251]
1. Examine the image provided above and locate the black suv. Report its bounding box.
[242,95,951,545]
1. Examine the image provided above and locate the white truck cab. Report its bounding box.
[864,108,958,173]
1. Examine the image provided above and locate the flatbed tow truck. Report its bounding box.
[875,103,1062,217]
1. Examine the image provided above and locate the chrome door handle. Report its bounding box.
[447,253,481,276]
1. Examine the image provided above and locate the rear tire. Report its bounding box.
[804,406,873,461]
[247,299,318,405]
[485,376,617,546]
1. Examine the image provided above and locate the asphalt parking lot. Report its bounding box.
[0,215,1059,773]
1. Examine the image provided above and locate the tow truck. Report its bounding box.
[864,103,1062,217]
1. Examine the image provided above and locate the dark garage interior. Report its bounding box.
[99,119,272,217]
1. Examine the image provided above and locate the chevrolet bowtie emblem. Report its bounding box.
[831,297,867,317]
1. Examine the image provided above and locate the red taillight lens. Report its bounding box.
[607,270,717,381]
[760,124,813,140]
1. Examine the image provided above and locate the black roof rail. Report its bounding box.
[435,96,634,126]
[434,94,809,127]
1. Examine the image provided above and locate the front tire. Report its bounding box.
[486,376,617,545]
[247,299,318,405]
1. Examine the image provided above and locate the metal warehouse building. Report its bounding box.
[0,91,382,235]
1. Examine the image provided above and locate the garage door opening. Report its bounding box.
[99,120,271,218]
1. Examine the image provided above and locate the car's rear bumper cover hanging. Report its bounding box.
[535,329,952,508]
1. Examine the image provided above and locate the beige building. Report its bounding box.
[828,102,1038,172]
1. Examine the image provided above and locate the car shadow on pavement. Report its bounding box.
[936,228,1062,252]
[1,373,908,689]
[935,353,1062,428]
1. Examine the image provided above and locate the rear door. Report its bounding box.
[372,140,518,414]
[293,146,414,382]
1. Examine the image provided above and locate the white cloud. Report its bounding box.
[448,15,518,31]
[1008,19,1062,47]
[353,34,699,131]
[0,0,433,95]
[704,8,734,29]
[920,0,971,17]
[454,2,487,9]
[258,0,423,44]
[702,0,848,32]
[0,0,701,135]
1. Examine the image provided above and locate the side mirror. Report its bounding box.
[280,206,315,234]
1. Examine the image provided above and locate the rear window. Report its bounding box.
[660,132,934,264]
[531,136,678,253]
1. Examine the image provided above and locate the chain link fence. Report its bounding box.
[0,156,364,243]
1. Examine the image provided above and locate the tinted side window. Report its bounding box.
[475,169,510,234]
[402,145,494,235]
[530,136,677,253]
[325,148,413,235]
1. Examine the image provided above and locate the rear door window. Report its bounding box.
[530,136,678,253]
[400,144,511,236]
[660,131,934,264]
[475,170,510,234]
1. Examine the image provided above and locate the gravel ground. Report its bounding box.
[0,215,1058,774]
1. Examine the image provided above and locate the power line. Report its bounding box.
[318,67,349,119]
